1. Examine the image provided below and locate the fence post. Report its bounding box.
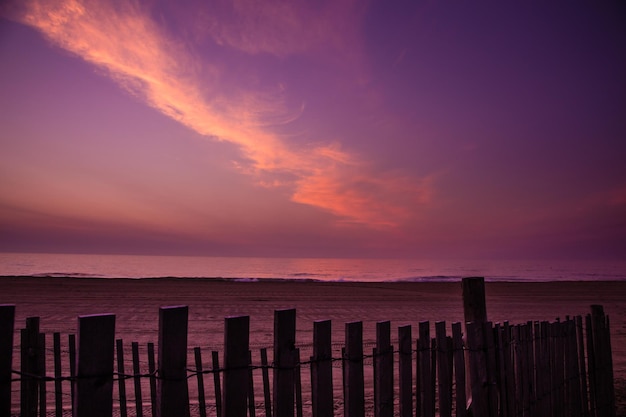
[435,322,452,417]
[418,321,434,417]
[21,316,40,417]
[73,313,116,417]
[398,325,412,417]
[274,309,297,417]
[311,320,333,417]
[375,321,393,417]
[466,321,489,417]
[0,305,15,417]
[590,305,616,417]
[222,315,250,417]
[462,277,491,417]
[462,277,487,324]
[157,306,190,417]
[344,321,364,417]
[452,322,466,417]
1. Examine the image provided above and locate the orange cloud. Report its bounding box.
[7,0,431,228]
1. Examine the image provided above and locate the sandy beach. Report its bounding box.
[1,277,625,415]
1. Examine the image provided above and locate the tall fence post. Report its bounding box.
[73,313,116,417]
[462,277,491,417]
[589,305,616,417]
[274,308,297,417]
[222,315,250,417]
[0,305,15,417]
[345,321,364,417]
[375,321,393,417]
[157,305,190,417]
[311,320,333,417]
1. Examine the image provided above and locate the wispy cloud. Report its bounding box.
[7,0,431,228]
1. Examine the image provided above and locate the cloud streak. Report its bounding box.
[7,0,430,227]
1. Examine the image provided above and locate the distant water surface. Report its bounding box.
[1,253,625,282]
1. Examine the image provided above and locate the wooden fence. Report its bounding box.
[0,277,616,417]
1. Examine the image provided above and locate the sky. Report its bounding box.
[1,0,625,260]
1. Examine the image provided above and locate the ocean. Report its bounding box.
[0,252,624,282]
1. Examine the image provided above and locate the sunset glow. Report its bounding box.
[1,0,625,258]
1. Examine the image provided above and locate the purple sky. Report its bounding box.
[1,0,625,259]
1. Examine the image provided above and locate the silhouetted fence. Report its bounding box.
[0,278,616,417]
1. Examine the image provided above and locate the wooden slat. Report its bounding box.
[451,322,466,417]
[194,347,207,417]
[502,322,515,417]
[53,332,63,417]
[132,341,144,417]
[147,342,157,417]
[466,321,488,417]
[0,305,15,417]
[274,309,297,417]
[69,334,76,408]
[157,306,190,417]
[398,325,412,417]
[435,322,452,417]
[375,320,393,417]
[260,348,272,417]
[116,339,128,417]
[73,314,116,417]
[222,316,249,417]
[37,333,46,417]
[21,317,40,417]
[295,348,303,417]
[344,321,365,417]
[212,351,222,417]
[483,322,498,416]
[576,316,590,417]
[248,350,256,417]
[311,320,332,417]
[418,321,434,417]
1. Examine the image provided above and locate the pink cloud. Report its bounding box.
[5,0,432,229]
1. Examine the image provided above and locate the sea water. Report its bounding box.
[0,252,624,282]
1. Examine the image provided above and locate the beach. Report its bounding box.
[1,277,625,414]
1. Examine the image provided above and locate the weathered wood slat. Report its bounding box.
[148,342,157,417]
[274,309,297,417]
[37,332,46,417]
[295,348,303,417]
[194,347,207,417]
[451,322,466,417]
[53,332,63,417]
[132,341,144,417]
[157,306,190,417]
[74,314,115,417]
[248,350,256,417]
[466,321,488,417]
[345,321,365,417]
[21,317,40,417]
[222,316,249,417]
[576,315,590,417]
[418,321,431,417]
[116,339,128,417]
[375,320,393,417]
[212,351,222,417]
[397,325,412,417]
[260,348,272,417]
[436,322,452,417]
[311,320,332,417]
